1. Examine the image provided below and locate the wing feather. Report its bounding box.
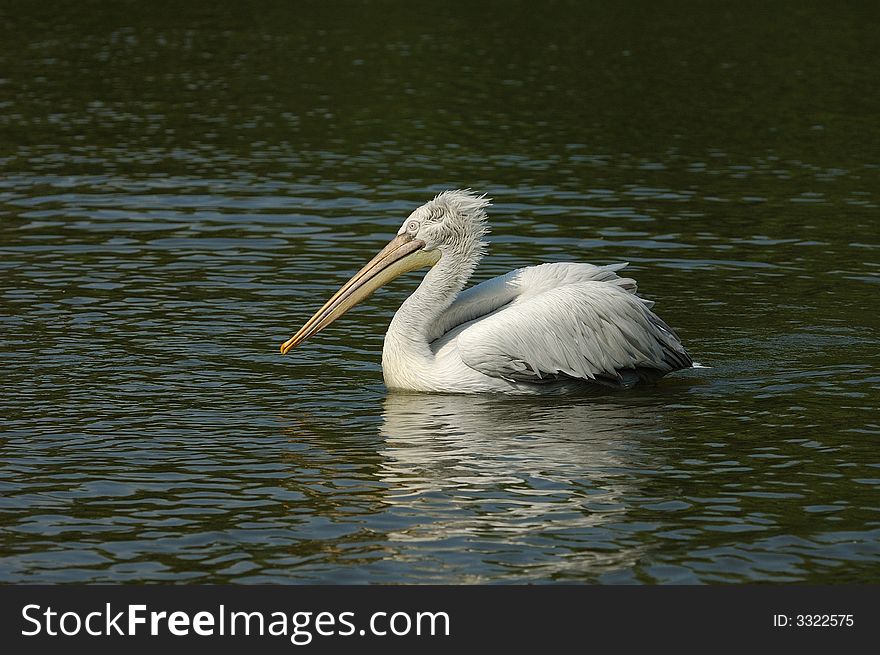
[428,262,646,342]
[455,281,691,387]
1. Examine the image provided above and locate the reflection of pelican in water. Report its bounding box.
[281,190,692,393]
[377,392,666,581]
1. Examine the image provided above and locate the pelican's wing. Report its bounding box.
[427,262,645,342]
[455,280,692,388]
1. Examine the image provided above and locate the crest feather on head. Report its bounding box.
[420,189,491,244]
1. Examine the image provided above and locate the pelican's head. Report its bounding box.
[399,189,491,256]
[280,189,491,354]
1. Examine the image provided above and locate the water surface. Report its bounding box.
[1,1,878,583]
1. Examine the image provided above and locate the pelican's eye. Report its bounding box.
[407,220,420,233]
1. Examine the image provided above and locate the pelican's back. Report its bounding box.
[431,262,692,390]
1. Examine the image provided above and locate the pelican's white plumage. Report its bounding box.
[281,189,692,394]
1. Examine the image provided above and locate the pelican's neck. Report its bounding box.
[390,253,472,342]
[383,245,480,372]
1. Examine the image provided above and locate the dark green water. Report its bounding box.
[1,1,878,583]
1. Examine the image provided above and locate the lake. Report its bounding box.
[0,0,878,583]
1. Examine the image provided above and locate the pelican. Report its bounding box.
[280,190,692,393]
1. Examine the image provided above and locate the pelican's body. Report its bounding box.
[281,190,692,394]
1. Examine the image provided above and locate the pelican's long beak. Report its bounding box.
[280,233,440,354]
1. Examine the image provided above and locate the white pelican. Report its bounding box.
[280,190,692,393]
